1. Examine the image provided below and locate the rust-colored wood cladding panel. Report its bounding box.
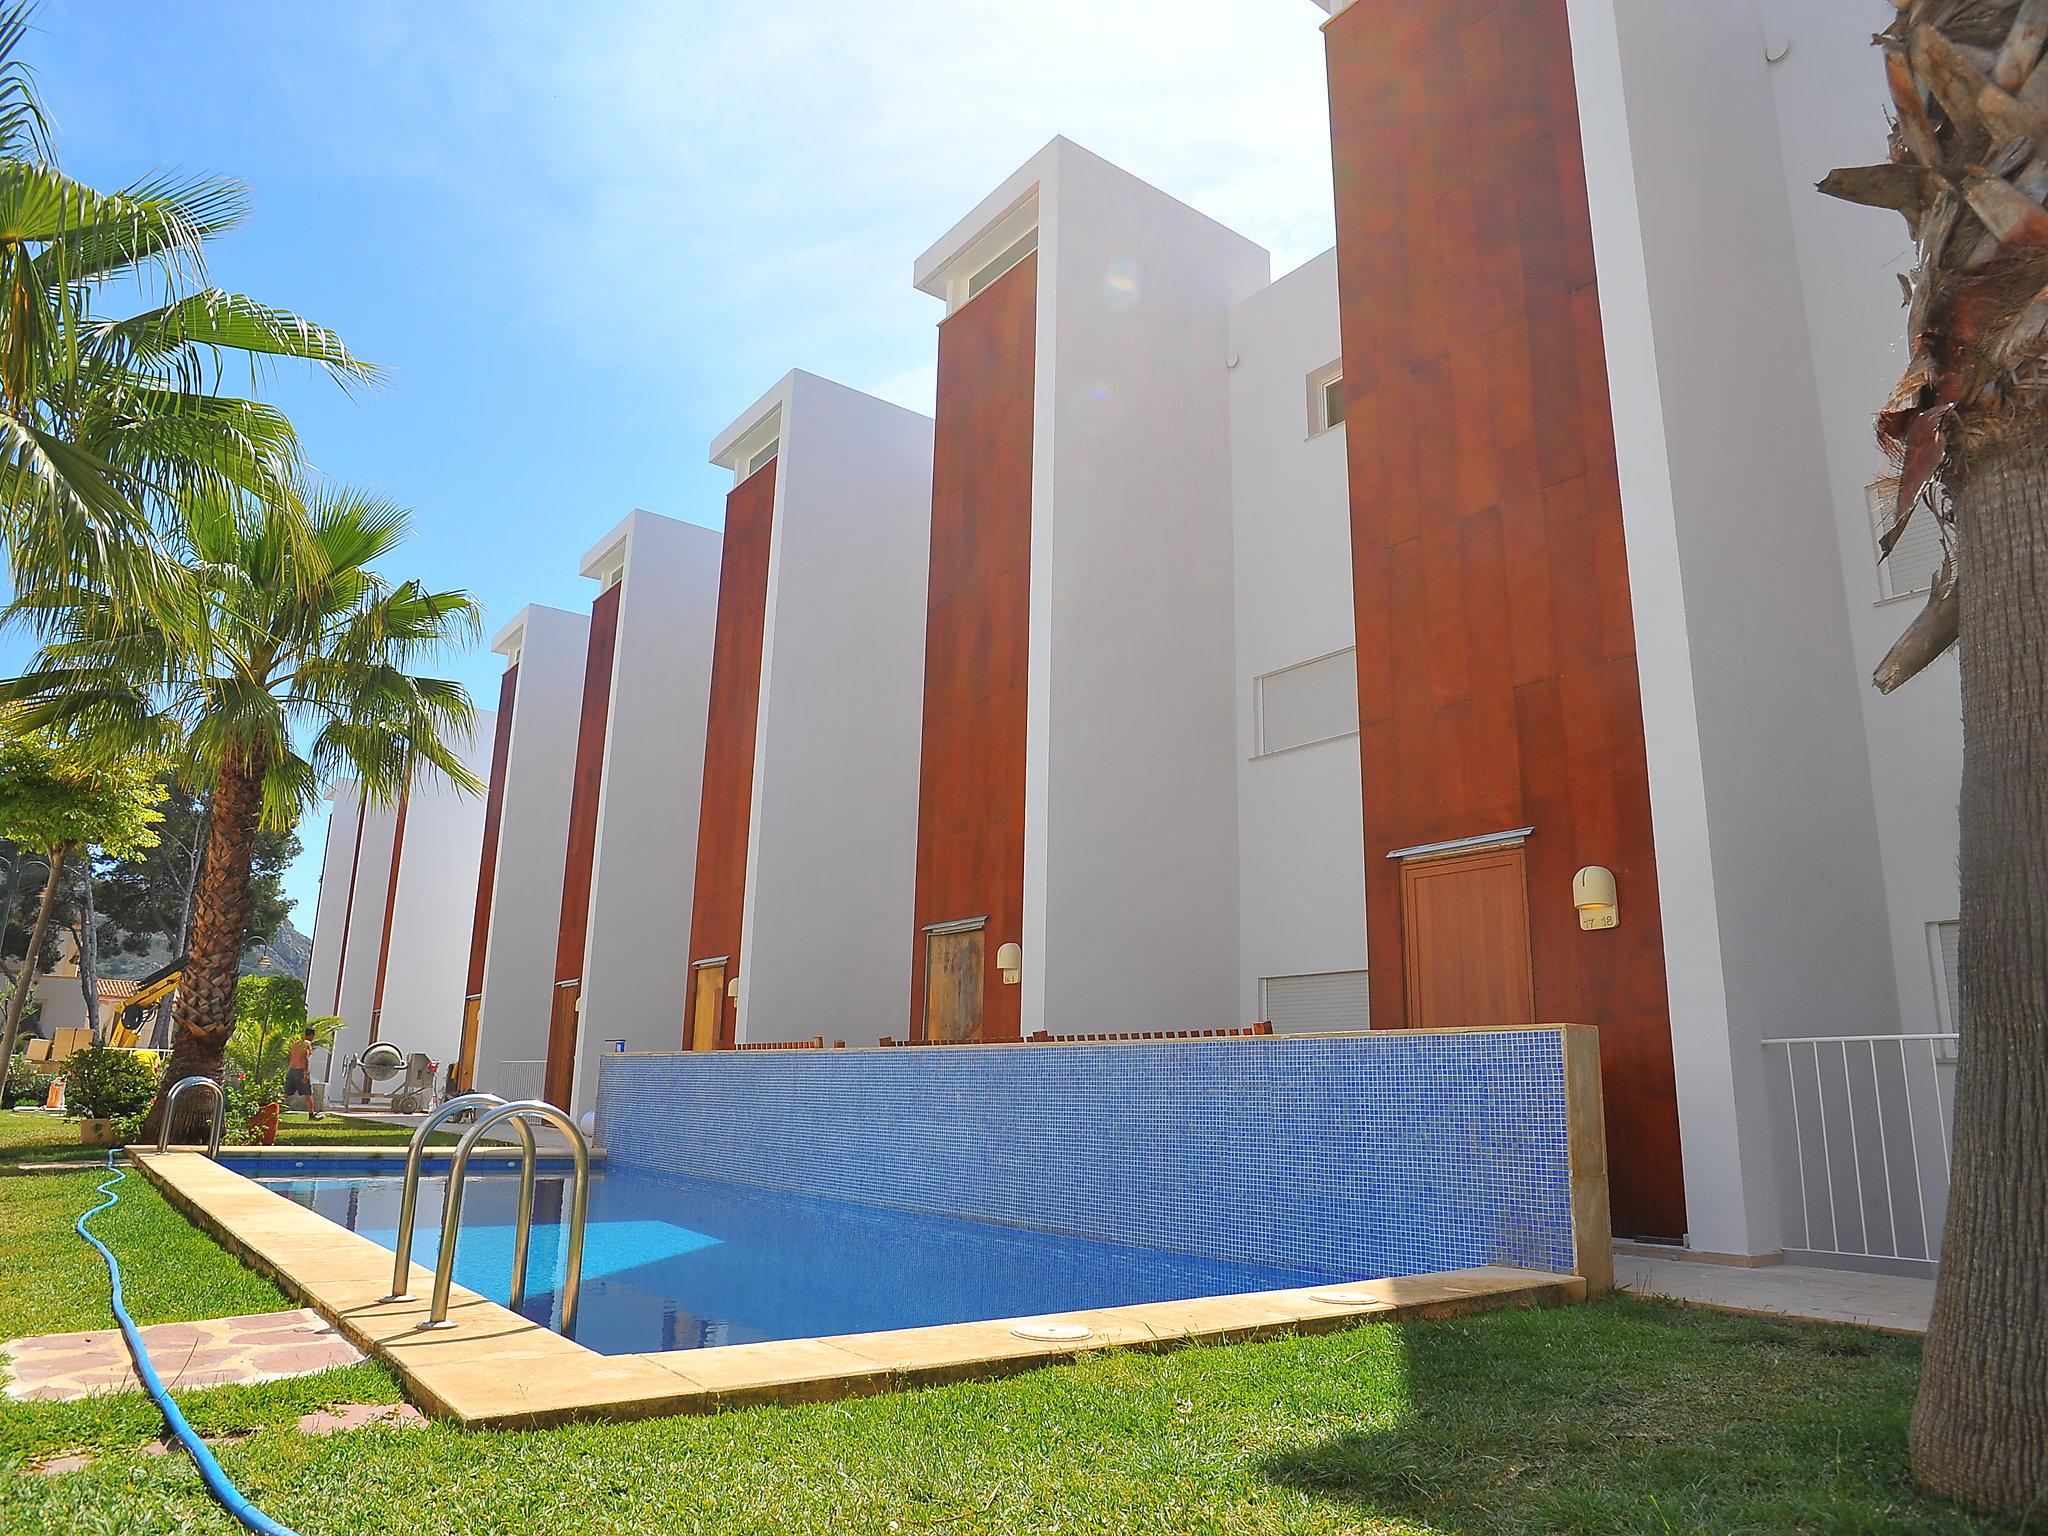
[1400,848,1536,1031]
[464,666,518,997]
[454,665,517,1091]
[554,582,621,988]
[686,459,777,1050]
[909,253,1036,1042]
[367,794,408,1043]
[1326,0,1686,1239]
[543,981,579,1109]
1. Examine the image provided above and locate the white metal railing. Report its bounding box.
[1761,1033,1957,1271]
[490,1059,546,1105]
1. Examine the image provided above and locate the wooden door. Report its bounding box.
[543,980,579,1108]
[691,961,726,1052]
[921,925,984,1043]
[1400,846,1536,1030]
[454,994,483,1094]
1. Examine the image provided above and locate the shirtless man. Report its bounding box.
[285,1028,317,1105]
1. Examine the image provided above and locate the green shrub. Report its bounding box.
[63,1044,162,1119]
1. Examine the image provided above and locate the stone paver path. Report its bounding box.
[3,1308,365,1400]
[1615,1254,1935,1334]
[26,1402,426,1475]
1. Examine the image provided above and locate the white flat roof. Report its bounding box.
[709,371,798,471]
[912,139,1059,300]
[490,602,583,658]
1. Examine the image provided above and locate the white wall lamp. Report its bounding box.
[727,976,740,1000]
[996,943,1023,986]
[1572,866,1618,931]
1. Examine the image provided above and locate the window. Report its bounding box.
[746,439,779,478]
[967,227,1038,300]
[602,564,624,590]
[1871,485,1946,602]
[1308,359,1345,436]
[1260,970,1370,1034]
[1928,919,1960,1037]
[1255,647,1359,755]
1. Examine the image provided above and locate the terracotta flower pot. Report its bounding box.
[251,1102,282,1146]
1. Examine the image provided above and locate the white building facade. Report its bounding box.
[458,604,589,1103]
[691,371,933,1050]
[307,712,494,1092]
[334,5,1956,1272]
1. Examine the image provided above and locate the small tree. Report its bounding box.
[0,733,163,1071]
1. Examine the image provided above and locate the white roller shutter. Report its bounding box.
[1260,970,1371,1034]
[1256,648,1359,755]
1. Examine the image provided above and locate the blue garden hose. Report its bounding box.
[76,1151,306,1536]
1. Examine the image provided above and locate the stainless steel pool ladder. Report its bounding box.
[155,1075,226,1158]
[383,1093,537,1305]
[416,1099,592,1338]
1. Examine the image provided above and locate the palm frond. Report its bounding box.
[5,477,482,828]
[0,2,52,164]
[85,289,376,394]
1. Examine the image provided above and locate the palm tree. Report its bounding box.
[1820,1,2048,1516]
[1,484,482,1136]
[0,0,372,604]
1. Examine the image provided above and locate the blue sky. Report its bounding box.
[21,0,1337,924]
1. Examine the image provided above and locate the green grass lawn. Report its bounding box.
[0,1109,2017,1534]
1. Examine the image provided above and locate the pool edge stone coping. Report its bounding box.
[132,1148,1587,1431]
[212,1144,607,1164]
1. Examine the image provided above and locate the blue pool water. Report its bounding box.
[233,1159,1334,1356]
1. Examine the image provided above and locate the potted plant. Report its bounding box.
[225,1071,283,1145]
[63,1045,161,1145]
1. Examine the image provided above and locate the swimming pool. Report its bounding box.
[233,1158,1333,1357]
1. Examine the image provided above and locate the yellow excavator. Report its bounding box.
[108,954,185,1049]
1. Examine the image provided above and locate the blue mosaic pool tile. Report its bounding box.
[595,1030,1578,1280]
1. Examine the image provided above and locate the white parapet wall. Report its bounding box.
[324,790,399,1090]
[472,605,589,1103]
[303,783,361,1028]
[915,137,1271,1039]
[1757,0,1962,1035]
[1227,247,1369,1032]
[1567,0,1910,1255]
[571,510,722,1114]
[712,371,934,1048]
[372,712,496,1077]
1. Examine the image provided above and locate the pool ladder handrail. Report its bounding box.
[155,1076,226,1158]
[383,1093,538,1306]
[419,1100,591,1338]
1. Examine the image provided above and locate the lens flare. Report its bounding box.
[1103,258,1142,310]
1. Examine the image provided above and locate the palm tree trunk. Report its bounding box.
[141,752,265,1144]
[1910,443,2048,1515]
[156,801,209,1050]
[0,843,69,1078]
